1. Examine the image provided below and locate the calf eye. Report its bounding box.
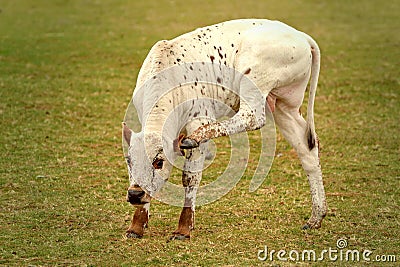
[152,158,164,169]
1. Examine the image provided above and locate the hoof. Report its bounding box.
[302,220,322,230]
[180,138,199,149]
[168,234,190,242]
[126,231,143,239]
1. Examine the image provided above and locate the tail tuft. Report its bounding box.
[307,127,316,150]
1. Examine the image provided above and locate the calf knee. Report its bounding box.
[182,171,201,187]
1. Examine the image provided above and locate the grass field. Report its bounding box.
[0,0,399,266]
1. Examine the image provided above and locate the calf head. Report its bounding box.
[123,122,174,205]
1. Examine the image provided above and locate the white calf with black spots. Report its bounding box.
[123,19,327,239]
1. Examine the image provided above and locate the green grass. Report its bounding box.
[1,0,399,266]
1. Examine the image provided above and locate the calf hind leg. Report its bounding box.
[181,93,267,148]
[274,102,327,229]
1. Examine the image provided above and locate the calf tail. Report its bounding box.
[306,36,320,150]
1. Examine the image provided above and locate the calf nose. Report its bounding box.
[127,189,145,204]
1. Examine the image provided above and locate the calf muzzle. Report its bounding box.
[127,187,148,205]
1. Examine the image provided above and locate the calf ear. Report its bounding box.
[173,134,186,156]
[122,122,132,145]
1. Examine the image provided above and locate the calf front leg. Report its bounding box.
[126,203,150,238]
[171,144,206,240]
